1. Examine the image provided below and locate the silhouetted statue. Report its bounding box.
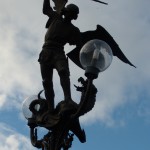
[27,1,136,150]
[38,0,81,112]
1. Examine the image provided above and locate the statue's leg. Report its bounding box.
[40,64,55,111]
[55,59,71,102]
[58,69,71,101]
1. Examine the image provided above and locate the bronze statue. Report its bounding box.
[38,0,81,112]
[39,0,135,113]
[23,1,136,150]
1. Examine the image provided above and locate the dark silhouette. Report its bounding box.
[25,1,136,150]
[28,76,98,150]
[38,0,81,111]
[39,0,135,113]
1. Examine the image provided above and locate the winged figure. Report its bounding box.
[31,1,136,149]
[51,0,136,68]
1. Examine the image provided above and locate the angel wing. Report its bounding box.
[67,24,136,69]
[52,0,68,14]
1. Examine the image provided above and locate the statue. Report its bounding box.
[39,0,135,113]
[22,0,136,150]
[38,0,81,112]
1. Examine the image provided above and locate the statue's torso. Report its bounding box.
[43,14,80,49]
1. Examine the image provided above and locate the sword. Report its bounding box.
[91,0,108,5]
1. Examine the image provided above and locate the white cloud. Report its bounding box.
[0,0,150,127]
[0,0,44,109]
[0,123,36,150]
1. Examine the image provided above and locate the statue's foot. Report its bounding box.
[65,98,78,107]
[56,100,78,117]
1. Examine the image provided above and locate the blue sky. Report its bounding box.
[0,0,150,149]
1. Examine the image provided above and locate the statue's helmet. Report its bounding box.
[65,4,79,15]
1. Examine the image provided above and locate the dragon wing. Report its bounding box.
[67,24,136,69]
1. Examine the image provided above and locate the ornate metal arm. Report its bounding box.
[30,127,43,149]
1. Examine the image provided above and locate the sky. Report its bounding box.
[0,0,150,149]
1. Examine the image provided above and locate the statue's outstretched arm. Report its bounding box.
[43,0,53,16]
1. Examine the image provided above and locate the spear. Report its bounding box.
[91,0,108,5]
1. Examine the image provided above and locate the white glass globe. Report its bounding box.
[80,39,113,72]
[22,95,39,119]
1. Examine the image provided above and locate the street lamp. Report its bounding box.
[73,39,113,118]
[80,39,113,79]
[22,39,113,150]
[22,95,38,120]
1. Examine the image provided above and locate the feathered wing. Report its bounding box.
[67,24,136,69]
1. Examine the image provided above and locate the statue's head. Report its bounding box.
[63,4,79,20]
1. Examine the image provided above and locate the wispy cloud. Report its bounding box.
[0,123,36,150]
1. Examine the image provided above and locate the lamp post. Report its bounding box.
[73,39,113,118]
[22,39,113,150]
[80,39,113,79]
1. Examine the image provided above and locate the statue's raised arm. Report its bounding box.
[43,0,68,28]
[42,0,68,16]
[43,0,54,16]
[52,0,68,14]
